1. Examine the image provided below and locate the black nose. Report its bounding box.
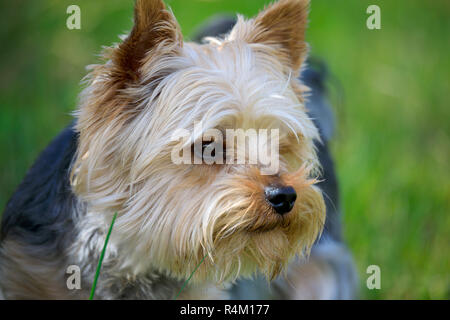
[265,186,297,215]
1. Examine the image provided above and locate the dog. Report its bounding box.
[0,0,356,299]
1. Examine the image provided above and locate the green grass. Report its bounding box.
[0,0,448,299]
[174,253,209,300]
[90,212,117,300]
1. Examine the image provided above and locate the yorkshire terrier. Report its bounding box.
[0,0,356,299]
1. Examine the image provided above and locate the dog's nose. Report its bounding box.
[264,186,297,215]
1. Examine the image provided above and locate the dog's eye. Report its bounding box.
[202,140,213,149]
[192,138,225,164]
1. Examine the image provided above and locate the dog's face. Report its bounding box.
[72,0,325,282]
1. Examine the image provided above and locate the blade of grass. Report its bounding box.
[173,253,209,300]
[89,212,117,300]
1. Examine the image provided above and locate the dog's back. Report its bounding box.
[0,126,80,299]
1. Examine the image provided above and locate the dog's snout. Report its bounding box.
[264,185,297,215]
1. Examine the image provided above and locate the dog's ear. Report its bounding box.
[230,0,309,71]
[75,0,182,143]
[111,0,182,83]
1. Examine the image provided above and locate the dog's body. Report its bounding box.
[0,0,356,299]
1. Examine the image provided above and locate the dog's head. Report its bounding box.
[72,0,325,282]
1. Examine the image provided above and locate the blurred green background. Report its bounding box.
[0,0,448,299]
